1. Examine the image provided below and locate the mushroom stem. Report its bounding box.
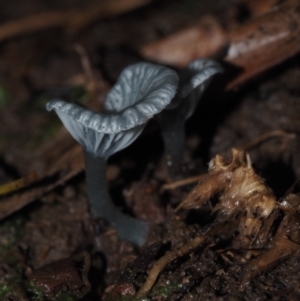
[159,111,185,168]
[83,150,150,246]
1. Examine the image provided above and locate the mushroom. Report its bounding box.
[46,62,178,246]
[156,59,223,168]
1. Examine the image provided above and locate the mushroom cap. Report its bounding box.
[166,59,223,120]
[179,59,223,98]
[47,62,178,158]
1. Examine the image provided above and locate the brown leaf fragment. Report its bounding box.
[141,15,227,68]
[28,252,91,299]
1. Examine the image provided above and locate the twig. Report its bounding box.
[135,236,205,298]
[74,44,105,111]
[239,130,296,151]
[0,0,154,42]
[162,130,295,192]
[0,171,37,196]
[0,145,83,221]
[161,174,206,191]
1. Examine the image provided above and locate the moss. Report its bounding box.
[12,281,77,301]
[0,276,23,299]
[0,283,12,298]
[26,281,77,301]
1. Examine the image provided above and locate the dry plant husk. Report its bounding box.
[177,148,278,247]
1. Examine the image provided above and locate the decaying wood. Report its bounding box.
[140,1,300,89]
[0,0,154,42]
[226,1,300,88]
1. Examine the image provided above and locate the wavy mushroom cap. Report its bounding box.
[167,59,223,120]
[46,62,178,158]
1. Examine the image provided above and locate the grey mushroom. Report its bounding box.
[157,59,223,168]
[47,62,178,246]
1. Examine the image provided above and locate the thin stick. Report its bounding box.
[0,0,153,42]
[0,171,37,196]
[239,130,296,151]
[73,44,105,111]
[135,236,205,298]
[161,174,206,191]
[162,130,295,192]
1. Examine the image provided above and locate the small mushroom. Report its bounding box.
[157,59,223,168]
[47,62,178,246]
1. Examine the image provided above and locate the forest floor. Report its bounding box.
[0,0,300,300]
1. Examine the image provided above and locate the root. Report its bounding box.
[135,236,205,298]
[239,130,296,151]
[161,174,206,191]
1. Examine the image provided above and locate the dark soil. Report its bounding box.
[0,0,300,300]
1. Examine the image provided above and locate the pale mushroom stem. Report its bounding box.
[83,150,149,246]
[159,110,185,168]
